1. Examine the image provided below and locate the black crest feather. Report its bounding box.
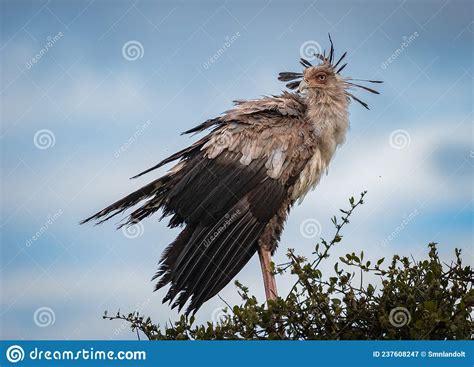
[278,35,383,108]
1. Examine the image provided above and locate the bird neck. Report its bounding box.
[290,90,350,203]
[305,89,349,147]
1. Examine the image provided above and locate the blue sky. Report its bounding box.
[1,0,472,339]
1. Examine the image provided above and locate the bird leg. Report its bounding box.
[258,247,278,301]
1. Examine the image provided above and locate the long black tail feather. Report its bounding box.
[153,200,265,314]
[79,176,171,226]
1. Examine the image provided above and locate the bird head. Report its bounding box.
[298,62,340,94]
[278,35,382,109]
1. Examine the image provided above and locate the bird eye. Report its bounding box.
[318,74,326,81]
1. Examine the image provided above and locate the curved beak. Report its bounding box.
[298,79,308,93]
